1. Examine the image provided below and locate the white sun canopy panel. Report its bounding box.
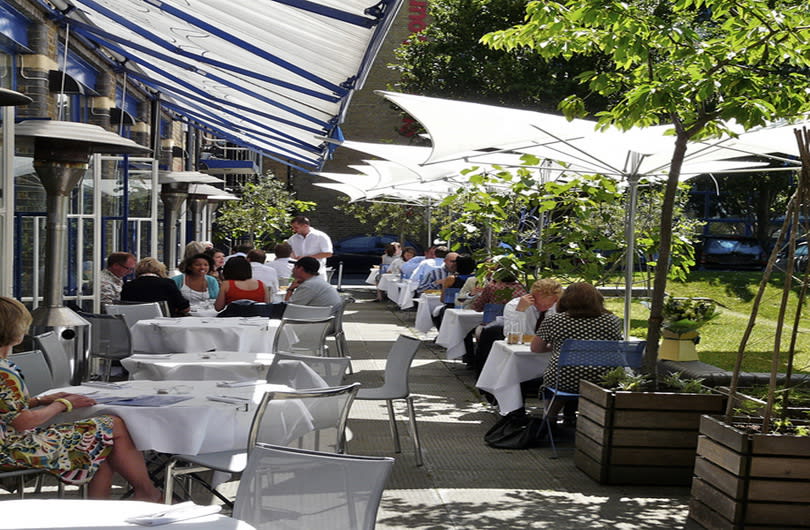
[47,0,403,171]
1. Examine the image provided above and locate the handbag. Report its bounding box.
[484,409,547,449]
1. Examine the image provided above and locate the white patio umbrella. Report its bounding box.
[372,92,784,337]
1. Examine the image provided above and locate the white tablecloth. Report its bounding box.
[435,308,483,359]
[0,499,255,530]
[414,294,442,332]
[396,279,419,309]
[476,340,550,415]
[130,317,280,354]
[47,380,316,455]
[122,353,327,391]
[364,267,380,285]
[122,352,275,381]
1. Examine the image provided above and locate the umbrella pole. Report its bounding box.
[624,174,641,339]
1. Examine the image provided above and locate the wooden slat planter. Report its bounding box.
[688,415,810,529]
[574,380,726,486]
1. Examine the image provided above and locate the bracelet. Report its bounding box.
[54,398,73,412]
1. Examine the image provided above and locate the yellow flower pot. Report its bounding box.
[659,329,699,362]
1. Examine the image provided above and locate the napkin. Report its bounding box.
[217,379,265,388]
[125,502,221,526]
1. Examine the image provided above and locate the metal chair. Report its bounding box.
[77,312,133,381]
[33,332,72,388]
[233,443,394,530]
[543,339,646,458]
[328,295,355,365]
[105,302,163,328]
[274,317,334,356]
[355,335,424,466]
[282,303,333,320]
[8,350,54,395]
[164,383,360,505]
[269,352,352,387]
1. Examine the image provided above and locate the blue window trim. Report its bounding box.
[56,42,99,91]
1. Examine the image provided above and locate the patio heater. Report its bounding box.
[0,88,33,106]
[158,172,223,269]
[187,183,237,242]
[17,120,149,383]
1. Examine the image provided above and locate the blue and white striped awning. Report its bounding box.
[40,0,403,171]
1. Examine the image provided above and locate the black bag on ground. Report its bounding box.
[484,410,547,449]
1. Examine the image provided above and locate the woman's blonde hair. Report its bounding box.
[135,257,168,278]
[531,278,563,298]
[0,297,32,347]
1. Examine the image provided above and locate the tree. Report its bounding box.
[436,163,700,286]
[333,197,429,245]
[391,0,608,113]
[216,175,315,245]
[483,0,810,378]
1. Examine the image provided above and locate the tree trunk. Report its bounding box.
[643,133,689,383]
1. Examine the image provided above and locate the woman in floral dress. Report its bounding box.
[0,297,160,500]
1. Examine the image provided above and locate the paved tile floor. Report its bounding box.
[2,287,700,529]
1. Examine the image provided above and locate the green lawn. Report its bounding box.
[603,270,810,374]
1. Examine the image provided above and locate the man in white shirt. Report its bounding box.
[266,241,295,283]
[246,249,279,294]
[287,215,333,273]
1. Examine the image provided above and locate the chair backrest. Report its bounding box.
[105,302,163,327]
[265,359,333,389]
[8,350,54,395]
[234,443,393,530]
[218,300,286,319]
[482,303,506,324]
[271,352,352,386]
[556,339,644,389]
[248,383,361,453]
[441,287,460,305]
[282,304,333,320]
[275,317,334,355]
[378,335,422,399]
[78,312,134,360]
[33,332,72,387]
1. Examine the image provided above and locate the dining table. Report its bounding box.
[0,499,255,529]
[476,340,551,415]
[414,293,442,333]
[365,267,380,285]
[434,307,484,359]
[121,353,328,391]
[130,316,280,354]
[45,379,320,455]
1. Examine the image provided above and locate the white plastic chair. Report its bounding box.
[8,350,54,395]
[33,332,72,388]
[105,302,163,328]
[78,312,134,381]
[274,317,334,356]
[164,383,360,505]
[233,443,394,530]
[355,335,424,466]
[270,352,352,387]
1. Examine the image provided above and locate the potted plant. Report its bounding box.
[659,297,719,362]
[575,370,726,486]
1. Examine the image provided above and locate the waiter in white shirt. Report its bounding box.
[287,215,333,273]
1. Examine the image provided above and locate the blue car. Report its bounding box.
[327,234,422,273]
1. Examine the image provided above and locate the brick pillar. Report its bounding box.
[17,23,53,119]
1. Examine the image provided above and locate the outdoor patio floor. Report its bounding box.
[1,286,702,529]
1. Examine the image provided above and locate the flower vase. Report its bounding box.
[659,329,699,361]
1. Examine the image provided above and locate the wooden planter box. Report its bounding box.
[689,415,810,529]
[574,380,726,486]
